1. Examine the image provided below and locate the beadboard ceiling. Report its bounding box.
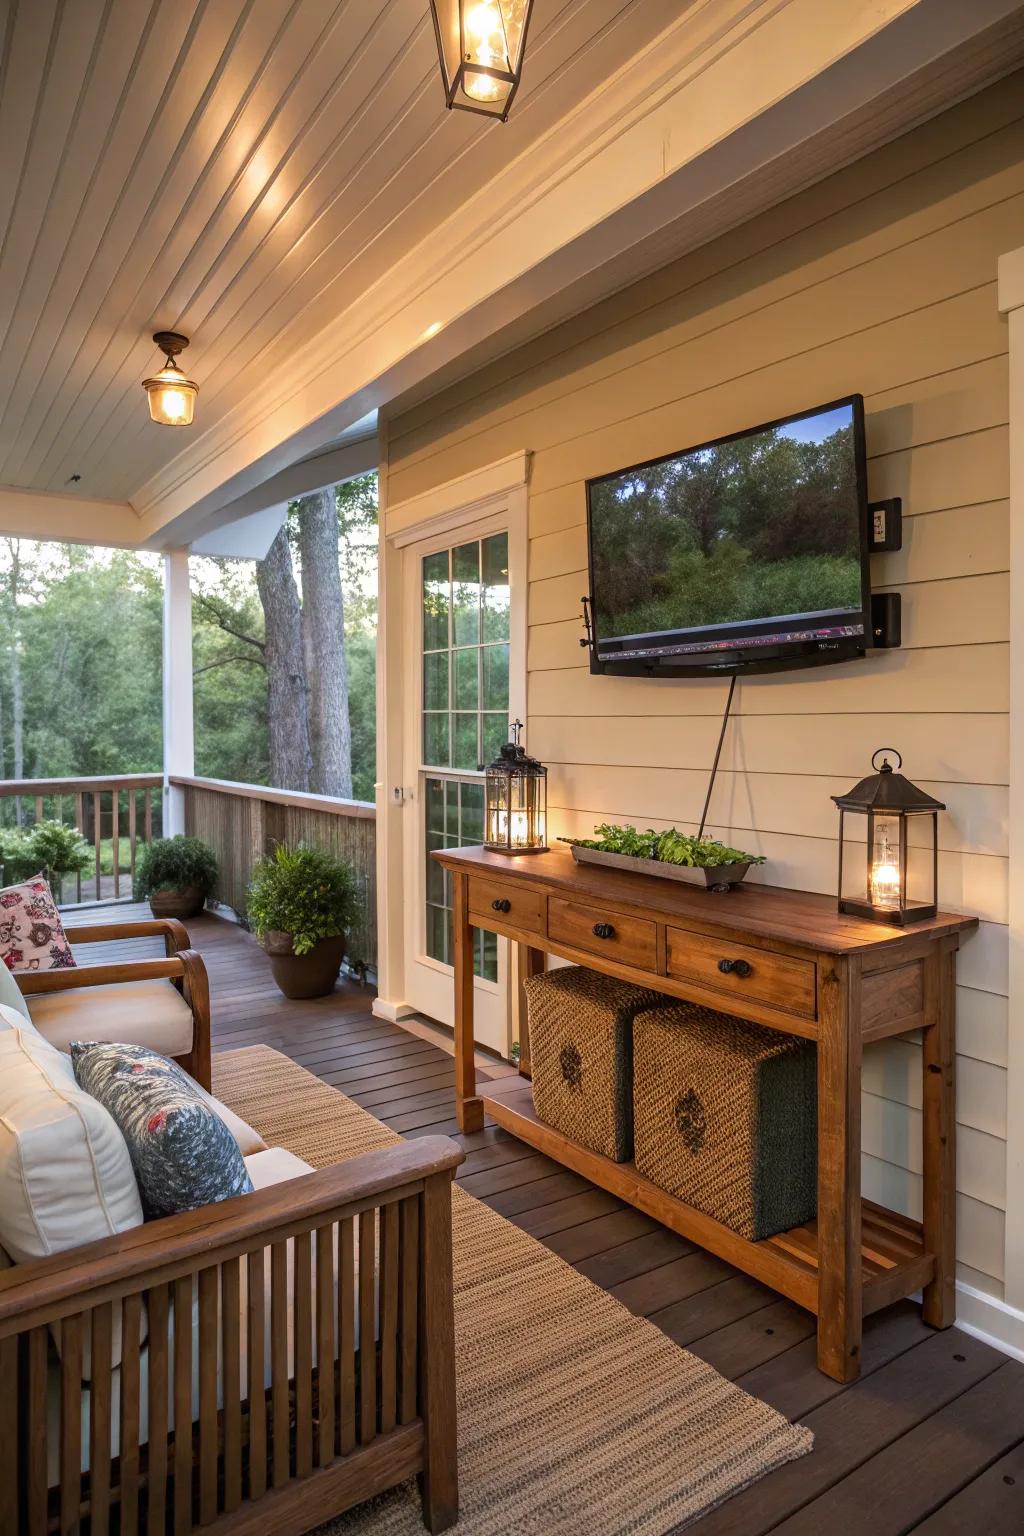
[0,0,1022,547]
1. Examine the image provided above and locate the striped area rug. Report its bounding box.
[213,1046,812,1536]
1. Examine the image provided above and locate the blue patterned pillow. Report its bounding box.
[70,1042,253,1220]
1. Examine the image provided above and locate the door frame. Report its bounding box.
[373,448,530,1055]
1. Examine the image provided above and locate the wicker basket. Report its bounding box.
[633,1003,817,1240]
[525,967,664,1161]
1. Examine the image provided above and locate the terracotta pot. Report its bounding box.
[149,885,207,919]
[262,931,346,999]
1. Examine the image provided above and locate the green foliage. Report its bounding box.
[0,820,91,899]
[247,843,359,955]
[565,822,764,867]
[134,835,218,900]
[590,422,861,636]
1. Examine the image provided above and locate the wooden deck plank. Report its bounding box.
[70,902,1022,1535]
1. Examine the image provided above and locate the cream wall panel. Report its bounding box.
[529,713,1008,786]
[528,643,1008,713]
[385,84,1021,1306]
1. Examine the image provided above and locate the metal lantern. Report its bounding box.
[142,332,199,426]
[484,720,548,853]
[429,0,535,120]
[832,749,944,924]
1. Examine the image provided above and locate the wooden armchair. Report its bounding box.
[15,918,212,1090]
[0,1134,464,1535]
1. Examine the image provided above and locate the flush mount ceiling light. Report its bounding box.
[142,332,199,426]
[429,1,534,120]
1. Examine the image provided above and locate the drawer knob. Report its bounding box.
[718,957,752,978]
[592,922,616,940]
[491,898,511,913]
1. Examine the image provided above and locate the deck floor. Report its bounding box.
[75,903,1024,1535]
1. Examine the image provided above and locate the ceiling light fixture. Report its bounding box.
[142,332,199,427]
[429,1,534,121]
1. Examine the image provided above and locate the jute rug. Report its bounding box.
[213,1046,813,1535]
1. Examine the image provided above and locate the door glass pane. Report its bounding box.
[423,651,449,710]
[423,777,496,980]
[453,712,479,770]
[482,533,510,642]
[482,643,509,711]
[453,648,479,709]
[422,551,450,652]
[423,711,450,767]
[452,542,480,647]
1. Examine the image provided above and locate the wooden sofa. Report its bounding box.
[0,1132,463,1535]
[15,916,213,1091]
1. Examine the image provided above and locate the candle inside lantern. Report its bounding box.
[870,819,901,910]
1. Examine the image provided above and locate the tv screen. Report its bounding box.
[585,396,871,676]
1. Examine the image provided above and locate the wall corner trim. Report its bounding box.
[385,451,530,544]
[954,1281,1024,1365]
[372,998,418,1023]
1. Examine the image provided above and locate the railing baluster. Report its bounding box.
[75,790,84,903]
[129,787,138,891]
[92,791,102,902]
[111,788,120,900]
[34,794,43,825]
[145,782,154,845]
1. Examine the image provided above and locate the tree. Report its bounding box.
[255,526,311,791]
[297,489,351,798]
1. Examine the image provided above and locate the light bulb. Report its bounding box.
[161,388,188,421]
[464,72,501,101]
[465,2,504,62]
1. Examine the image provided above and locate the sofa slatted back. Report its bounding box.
[0,1137,462,1535]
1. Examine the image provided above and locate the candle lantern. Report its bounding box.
[832,748,944,924]
[484,720,548,854]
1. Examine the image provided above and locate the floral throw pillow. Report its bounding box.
[70,1042,253,1220]
[0,875,76,972]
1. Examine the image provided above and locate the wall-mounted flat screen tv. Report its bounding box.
[585,395,871,677]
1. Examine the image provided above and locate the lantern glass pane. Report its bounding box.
[497,0,530,70]
[870,813,903,912]
[145,368,197,426]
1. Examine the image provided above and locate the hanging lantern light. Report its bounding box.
[484,720,548,853]
[142,332,199,426]
[429,1,535,120]
[832,749,944,924]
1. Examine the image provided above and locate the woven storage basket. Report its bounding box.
[525,967,664,1161]
[633,1003,817,1240]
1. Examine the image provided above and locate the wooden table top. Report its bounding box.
[434,843,978,955]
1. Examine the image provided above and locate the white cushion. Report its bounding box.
[196,1088,267,1158]
[244,1146,313,1186]
[0,1004,143,1264]
[27,978,194,1057]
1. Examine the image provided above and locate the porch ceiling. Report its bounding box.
[0,0,1022,550]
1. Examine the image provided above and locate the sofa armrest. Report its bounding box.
[62,917,191,955]
[0,1135,464,1335]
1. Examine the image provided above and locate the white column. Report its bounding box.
[1001,245,1024,1315]
[162,548,195,837]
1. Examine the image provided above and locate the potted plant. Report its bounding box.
[247,843,359,999]
[24,821,92,903]
[134,834,218,918]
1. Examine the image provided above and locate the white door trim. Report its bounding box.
[1000,244,1024,1317]
[374,449,529,1041]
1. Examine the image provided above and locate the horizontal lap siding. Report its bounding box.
[384,76,1024,1298]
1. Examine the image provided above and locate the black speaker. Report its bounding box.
[871,592,901,648]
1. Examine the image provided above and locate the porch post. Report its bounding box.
[1001,244,1024,1316]
[162,548,194,837]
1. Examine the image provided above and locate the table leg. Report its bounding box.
[452,873,484,1134]
[921,937,957,1328]
[516,943,544,1079]
[815,956,863,1382]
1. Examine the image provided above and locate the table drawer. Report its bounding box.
[667,927,816,1018]
[548,897,658,971]
[468,877,545,935]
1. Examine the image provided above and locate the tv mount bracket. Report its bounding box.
[580,594,595,653]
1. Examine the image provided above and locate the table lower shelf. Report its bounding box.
[478,1077,935,1318]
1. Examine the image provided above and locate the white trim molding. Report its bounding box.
[385,451,531,544]
[955,1281,1024,1366]
[1000,245,1024,1318]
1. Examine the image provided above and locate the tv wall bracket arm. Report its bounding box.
[579,594,595,653]
[697,674,737,842]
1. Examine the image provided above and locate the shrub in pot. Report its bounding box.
[134,835,218,919]
[0,821,91,903]
[247,843,359,1000]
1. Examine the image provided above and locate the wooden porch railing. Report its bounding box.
[0,775,163,905]
[171,776,377,973]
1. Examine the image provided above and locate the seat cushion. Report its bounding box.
[0,954,30,1021]
[28,978,194,1056]
[70,1042,253,1220]
[0,875,75,971]
[0,1004,142,1263]
[245,1145,315,1186]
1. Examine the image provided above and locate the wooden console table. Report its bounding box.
[433,843,977,1382]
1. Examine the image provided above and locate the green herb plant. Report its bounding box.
[563,822,764,868]
[134,835,219,901]
[1,820,91,900]
[247,843,359,956]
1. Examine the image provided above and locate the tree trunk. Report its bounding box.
[297,490,352,798]
[255,526,311,791]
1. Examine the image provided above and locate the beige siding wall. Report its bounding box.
[383,75,1024,1300]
